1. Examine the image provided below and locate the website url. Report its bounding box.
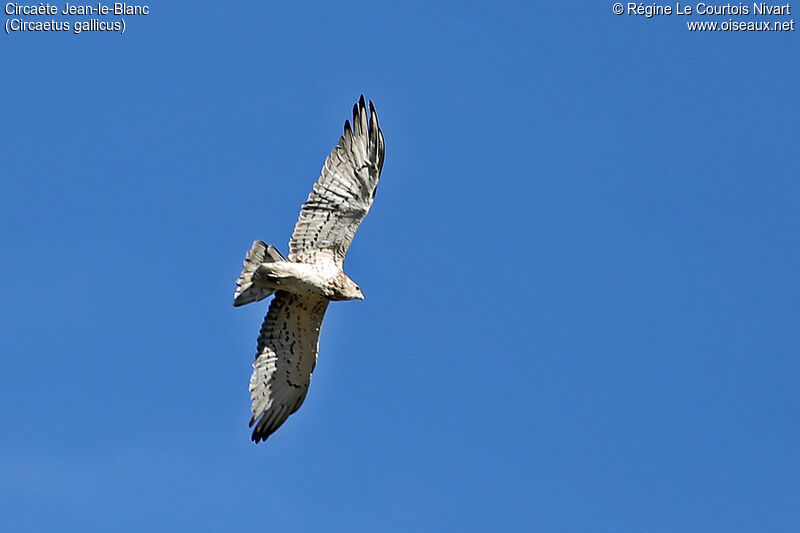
[687,19,797,31]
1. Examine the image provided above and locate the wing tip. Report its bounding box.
[249,415,270,443]
[344,95,381,138]
[251,431,268,443]
[249,411,288,444]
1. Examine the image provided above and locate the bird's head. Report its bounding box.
[330,273,365,301]
[346,279,365,301]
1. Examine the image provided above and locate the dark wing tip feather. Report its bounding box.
[366,99,385,172]
[367,101,380,136]
[343,119,351,134]
[355,95,366,121]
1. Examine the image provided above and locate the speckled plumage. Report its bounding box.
[234,96,385,443]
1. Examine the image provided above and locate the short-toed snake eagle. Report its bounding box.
[233,96,385,443]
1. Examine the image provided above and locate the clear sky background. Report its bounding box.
[1,2,798,532]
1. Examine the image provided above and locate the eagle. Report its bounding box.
[233,96,385,443]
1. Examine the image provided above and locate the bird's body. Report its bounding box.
[253,256,358,300]
[233,96,385,443]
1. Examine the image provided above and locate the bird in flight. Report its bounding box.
[233,96,385,443]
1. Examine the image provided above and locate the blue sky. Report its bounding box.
[2,2,798,531]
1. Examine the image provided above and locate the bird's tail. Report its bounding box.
[233,241,286,307]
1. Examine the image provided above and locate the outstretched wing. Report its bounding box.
[289,96,385,267]
[249,292,329,443]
